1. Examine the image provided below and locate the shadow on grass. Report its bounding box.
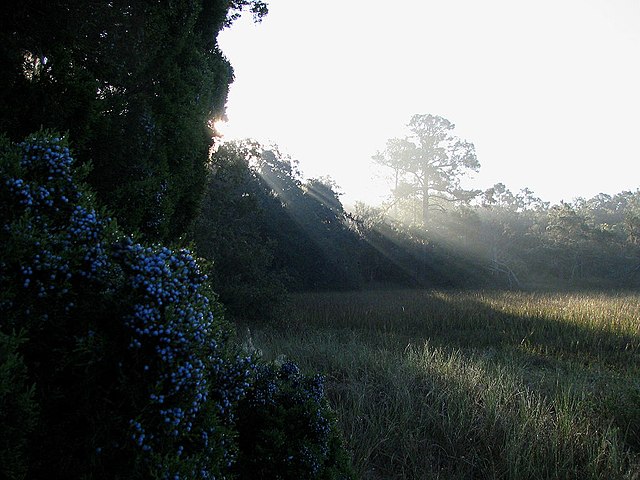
[279,289,640,478]
[291,288,640,369]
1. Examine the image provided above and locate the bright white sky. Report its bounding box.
[217,0,640,208]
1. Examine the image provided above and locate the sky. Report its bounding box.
[216,0,640,208]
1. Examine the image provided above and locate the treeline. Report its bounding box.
[193,139,477,322]
[374,183,640,289]
[194,140,640,321]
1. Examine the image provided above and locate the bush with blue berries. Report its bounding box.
[0,132,353,479]
[0,132,250,478]
[234,360,354,479]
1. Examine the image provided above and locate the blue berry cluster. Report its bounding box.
[67,205,110,279]
[116,240,256,478]
[4,135,78,216]
[1,134,113,320]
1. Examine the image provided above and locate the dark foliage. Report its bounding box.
[1,132,246,478]
[0,329,37,480]
[234,361,354,479]
[194,141,288,323]
[0,0,266,242]
[248,147,362,291]
[194,141,363,322]
[0,132,352,479]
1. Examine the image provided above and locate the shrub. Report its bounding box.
[0,132,353,479]
[234,360,354,480]
[0,132,251,478]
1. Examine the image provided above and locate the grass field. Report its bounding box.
[240,289,640,479]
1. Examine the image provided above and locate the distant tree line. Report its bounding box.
[470,185,640,288]
[355,183,640,289]
[194,134,640,321]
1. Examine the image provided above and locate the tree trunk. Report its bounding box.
[422,187,429,227]
[393,167,398,217]
[421,169,430,227]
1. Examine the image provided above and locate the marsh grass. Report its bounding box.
[241,290,640,479]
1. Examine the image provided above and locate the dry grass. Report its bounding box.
[240,289,640,479]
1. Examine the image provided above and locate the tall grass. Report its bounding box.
[241,290,640,479]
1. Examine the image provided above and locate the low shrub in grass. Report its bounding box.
[234,360,354,480]
[0,132,352,479]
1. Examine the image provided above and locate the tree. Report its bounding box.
[374,114,480,226]
[194,140,288,323]
[0,0,268,241]
[257,151,362,290]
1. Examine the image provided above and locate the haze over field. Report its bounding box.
[218,0,640,208]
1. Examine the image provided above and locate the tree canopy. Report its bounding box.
[0,0,267,241]
[374,114,480,226]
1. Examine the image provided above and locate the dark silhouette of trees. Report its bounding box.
[193,140,287,322]
[194,140,365,320]
[0,0,267,241]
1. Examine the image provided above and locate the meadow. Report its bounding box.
[241,289,640,479]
